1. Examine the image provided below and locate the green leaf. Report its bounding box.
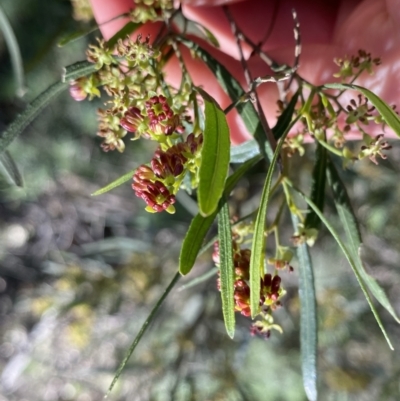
[106,272,180,397]
[0,150,23,187]
[323,83,400,137]
[1,58,102,156]
[288,181,394,350]
[179,154,262,275]
[0,5,26,97]
[105,21,140,49]
[194,23,220,48]
[178,37,273,160]
[217,200,235,338]
[63,60,99,82]
[272,89,300,140]
[58,24,100,47]
[291,213,318,401]
[196,87,230,217]
[327,159,400,324]
[0,81,67,156]
[91,169,136,196]
[230,139,259,163]
[249,115,301,317]
[304,143,327,230]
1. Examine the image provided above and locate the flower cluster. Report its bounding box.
[333,49,381,80]
[213,227,292,339]
[133,133,203,213]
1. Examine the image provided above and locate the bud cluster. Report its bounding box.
[213,225,292,339]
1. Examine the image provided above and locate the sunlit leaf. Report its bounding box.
[106,272,180,397]
[179,154,262,275]
[288,181,394,350]
[249,115,301,317]
[304,143,327,230]
[196,87,230,217]
[91,169,136,196]
[217,200,235,338]
[291,213,318,401]
[327,158,400,323]
[323,83,400,137]
[0,5,26,97]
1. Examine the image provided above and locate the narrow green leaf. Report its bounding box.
[196,87,230,217]
[272,89,300,140]
[105,21,140,49]
[291,213,318,401]
[0,5,26,97]
[288,181,394,350]
[0,81,67,156]
[195,23,220,48]
[304,143,327,230]
[106,272,180,397]
[178,267,218,292]
[179,154,262,275]
[58,24,100,47]
[91,169,136,196]
[327,159,400,323]
[218,200,235,338]
[249,115,301,317]
[62,60,99,82]
[0,150,23,187]
[178,37,273,160]
[323,83,400,137]
[230,139,259,163]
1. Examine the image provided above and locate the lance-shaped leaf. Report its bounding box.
[0,5,25,97]
[291,213,318,401]
[272,89,300,140]
[106,272,180,396]
[91,169,136,196]
[58,24,100,47]
[249,115,301,317]
[63,60,98,82]
[304,142,327,230]
[288,181,394,350]
[217,200,235,338]
[179,154,262,275]
[323,83,400,137]
[327,158,400,323]
[229,89,300,164]
[0,81,67,156]
[0,150,23,187]
[196,87,230,217]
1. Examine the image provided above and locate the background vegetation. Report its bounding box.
[0,1,400,400]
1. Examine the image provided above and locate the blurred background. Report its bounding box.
[0,1,400,400]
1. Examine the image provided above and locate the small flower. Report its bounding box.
[69,76,101,101]
[120,107,146,136]
[86,38,116,70]
[132,169,176,214]
[291,224,318,247]
[345,95,375,125]
[358,134,392,165]
[116,34,160,70]
[145,95,185,137]
[97,109,126,152]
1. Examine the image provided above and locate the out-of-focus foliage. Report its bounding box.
[0,1,399,400]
